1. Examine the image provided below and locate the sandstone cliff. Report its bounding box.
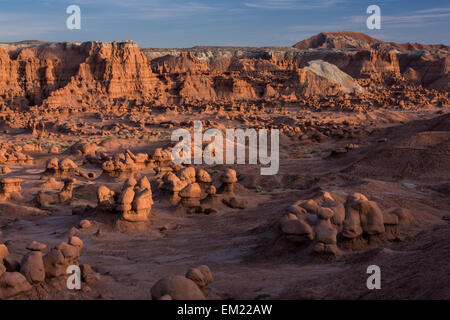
[0,32,448,111]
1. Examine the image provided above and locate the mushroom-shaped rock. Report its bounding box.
[201,185,220,207]
[125,189,153,222]
[179,167,196,184]
[26,241,47,251]
[179,183,201,198]
[221,169,237,184]
[219,169,238,195]
[196,169,212,183]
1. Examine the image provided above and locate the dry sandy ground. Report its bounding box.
[0,108,449,300]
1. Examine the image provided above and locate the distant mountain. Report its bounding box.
[293,31,449,52]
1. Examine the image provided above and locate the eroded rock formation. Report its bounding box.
[0,33,447,113]
[279,191,412,256]
[150,265,217,300]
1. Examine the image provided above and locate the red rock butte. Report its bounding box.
[0,32,448,112]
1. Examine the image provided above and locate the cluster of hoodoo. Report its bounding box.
[45,157,94,179]
[101,149,150,174]
[279,191,411,256]
[96,176,153,222]
[158,166,247,213]
[0,237,98,300]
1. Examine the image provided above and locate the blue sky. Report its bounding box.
[1,0,449,47]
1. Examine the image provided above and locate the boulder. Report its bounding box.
[179,167,196,184]
[137,176,151,191]
[151,275,206,300]
[20,251,45,283]
[185,265,213,289]
[315,219,338,245]
[196,169,212,183]
[179,183,201,198]
[3,257,20,272]
[163,172,187,192]
[359,200,385,235]
[221,169,237,184]
[300,199,319,214]
[79,220,92,229]
[0,272,33,300]
[280,216,314,242]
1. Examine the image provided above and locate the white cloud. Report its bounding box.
[416,7,450,14]
[350,9,450,28]
[0,13,65,39]
[243,0,340,10]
